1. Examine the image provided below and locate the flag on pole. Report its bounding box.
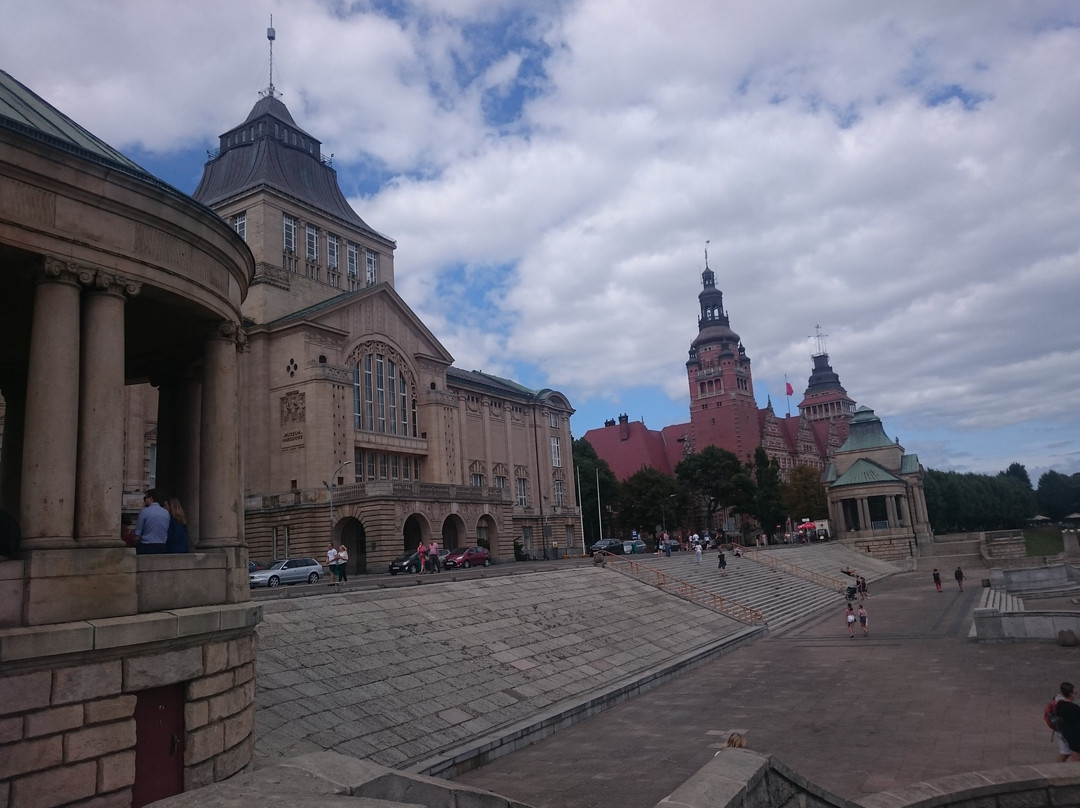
[785,382,793,396]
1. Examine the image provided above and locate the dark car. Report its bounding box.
[249,557,323,588]
[389,552,421,575]
[443,546,492,569]
[589,538,624,554]
[248,560,261,573]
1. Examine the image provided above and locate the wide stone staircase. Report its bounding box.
[622,543,903,630]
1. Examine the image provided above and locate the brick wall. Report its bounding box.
[0,631,257,808]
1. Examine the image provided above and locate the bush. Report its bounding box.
[513,538,529,561]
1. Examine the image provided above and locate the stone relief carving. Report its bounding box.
[280,390,306,428]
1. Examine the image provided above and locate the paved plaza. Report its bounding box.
[252,550,1080,808]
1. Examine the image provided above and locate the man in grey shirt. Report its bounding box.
[135,488,170,555]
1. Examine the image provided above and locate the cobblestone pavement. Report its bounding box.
[455,571,1080,808]
[254,566,746,769]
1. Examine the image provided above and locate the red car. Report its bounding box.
[443,546,492,569]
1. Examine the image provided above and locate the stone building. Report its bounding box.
[583,263,855,481]
[185,82,577,568]
[0,69,258,806]
[823,405,932,555]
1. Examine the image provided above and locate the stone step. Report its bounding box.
[977,587,1025,612]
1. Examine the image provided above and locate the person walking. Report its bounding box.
[857,604,868,636]
[164,497,189,553]
[857,576,869,600]
[337,545,349,583]
[1056,682,1080,762]
[1052,682,1078,761]
[134,489,170,555]
[417,540,427,574]
[933,569,942,591]
[695,542,703,564]
[428,539,441,573]
[717,549,727,576]
[326,542,339,584]
[845,603,856,638]
[954,566,965,592]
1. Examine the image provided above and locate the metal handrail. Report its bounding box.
[744,548,849,592]
[599,553,764,624]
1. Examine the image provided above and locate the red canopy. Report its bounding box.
[798,522,816,530]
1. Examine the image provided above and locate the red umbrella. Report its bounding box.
[798,522,816,530]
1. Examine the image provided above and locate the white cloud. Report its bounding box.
[3,0,1078,474]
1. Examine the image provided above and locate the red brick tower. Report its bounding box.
[685,259,761,463]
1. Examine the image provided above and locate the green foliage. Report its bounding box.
[1024,527,1063,557]
[781,465,828,522]
[614,467,684,537]
[675,446,753,531]
[1036,470,1080,521]
[750,446,785,539]
[513,538,528,561]
[924,466,1036,532]
[1001,462,1032,489]
[573,439,620,541]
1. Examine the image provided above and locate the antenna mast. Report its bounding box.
[261,16,281,99]
[809,324,828,356]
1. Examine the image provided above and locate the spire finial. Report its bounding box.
[704,239,710,270]
[260,15,282,99]
[809,324,828,356]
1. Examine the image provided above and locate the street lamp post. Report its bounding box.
[322,460,354,542]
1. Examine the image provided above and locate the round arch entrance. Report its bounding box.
[402,513,430,554]
[441,514,466,551]
[333,516,367,575]
[476,513,499,555]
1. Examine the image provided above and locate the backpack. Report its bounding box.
[1045,698,1060,732]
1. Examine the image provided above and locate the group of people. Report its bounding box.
[326,542,350,584]
[931,567,965,592]
[130,488,188,554]
[417,539,442,573]
[844,602,869,637]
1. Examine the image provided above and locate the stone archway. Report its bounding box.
[476,513,499,556]
[402,513,430,554]
[441,513,467,550]
[333,516,366,575]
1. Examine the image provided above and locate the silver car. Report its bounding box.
[249,557,323,588]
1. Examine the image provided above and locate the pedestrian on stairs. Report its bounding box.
[717,549,727,576]
[933,569,942,591]
[954,566,965,592]
[857,605,868,636]
[857,576,868,599]
[695,542,702,564]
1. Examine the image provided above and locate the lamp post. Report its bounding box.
[322,460,354,542]
[659,494,677,533]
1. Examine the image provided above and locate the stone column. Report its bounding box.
[178,370,202,546]
[858,498,871,532]
[20,260,84,548]
[76,272,139,546]
[884,495,899,530]
[199,324,242,549]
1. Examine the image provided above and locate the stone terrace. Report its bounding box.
[254,567,752,770]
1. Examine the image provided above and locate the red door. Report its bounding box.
[133,684,184,807]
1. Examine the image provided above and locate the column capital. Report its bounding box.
[204,320,247,352]
[38,257,85,286]
[87,269,141,298]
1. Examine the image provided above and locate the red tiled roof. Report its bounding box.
[581,420,677,480]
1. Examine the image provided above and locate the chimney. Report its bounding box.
[618,413,630,441]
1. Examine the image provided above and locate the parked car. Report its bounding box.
[389,552,421,575]
[443,546,492,569]
[249,557,323,588]
[589,538,624,554]
[248,560,261,573]
[622,539,647,554]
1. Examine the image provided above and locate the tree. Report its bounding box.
[1037,471,1080,522]
[572,439,619,542]
[1001,462,1032,489]
[675,446,753,533]
[925,468,1036,532]
[781,465,828,523]
[614,467,684,540]
[750,446,784,540]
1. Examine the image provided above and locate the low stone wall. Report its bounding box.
[988,563,1077,592]
[0,604,260,807]
[857,762,1080,807]
[848,535,916,562]
[972,608,1080,641]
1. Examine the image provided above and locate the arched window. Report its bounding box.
[353,351,412,436]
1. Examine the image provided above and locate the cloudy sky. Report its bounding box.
[4,1,1079,479]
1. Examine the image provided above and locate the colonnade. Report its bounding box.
[15,257,243,553]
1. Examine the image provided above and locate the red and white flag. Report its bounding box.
[785,382,794,396]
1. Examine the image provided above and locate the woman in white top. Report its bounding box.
[337,545,349,583]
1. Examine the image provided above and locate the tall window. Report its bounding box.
[495,475,507,490]
[233,212,246,241]
[365,250,378,285]
[551,437,561,468]
[327,234,339,269]
[549,412,559,428]
[471,473,484,487]
[554,479,565,507]
[347,243,358,276]
[354,352,411,436]
[282,215,296,252]
[516,477,528,507]
[306,225,318,261]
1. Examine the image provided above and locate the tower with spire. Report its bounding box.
[797,326,856,444]
[684,247,761,462]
